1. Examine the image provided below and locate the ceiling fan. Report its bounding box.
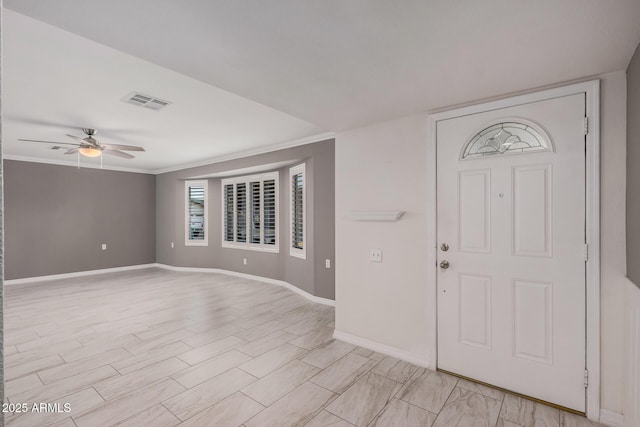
[19,128,145,159]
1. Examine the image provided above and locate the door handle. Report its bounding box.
[440,260,450,270]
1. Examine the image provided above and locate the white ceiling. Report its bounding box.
[2,10,328,172]
[3,1,640,172]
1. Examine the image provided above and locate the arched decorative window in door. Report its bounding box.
[461,119,553,160]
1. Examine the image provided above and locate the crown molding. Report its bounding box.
[151,131,336,175]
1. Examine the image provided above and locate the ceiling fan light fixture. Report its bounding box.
[79,147,102,157]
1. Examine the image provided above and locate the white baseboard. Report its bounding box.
[4,264,158,285]
[333,329,432,369]
[599,409,624,427]
[5,262,335,307]
[154,263,335,307]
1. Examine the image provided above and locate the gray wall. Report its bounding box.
[1,0,5,408]
[156,139,335,299]
[312,145,335,299]
[628,42,640,286]
[4,160,156,280]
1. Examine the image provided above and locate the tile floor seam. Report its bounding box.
[365,394,399,427]
[442,376,460,407]
[92,380,115,402]
[306,379,338,396]
[239,389,269,409]
[229,347,253,358]
[176,340,195,350]
[324,410,355,427]
[34,370,46,386]
[159,401,183,424]
[495,393,506,427]
[397,397,440,417]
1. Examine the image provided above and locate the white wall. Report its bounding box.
[335,71,629,418]
[335,113,431,364]
[599,71,628,415]
[624,281,640,427]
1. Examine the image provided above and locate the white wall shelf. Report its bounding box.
[346,210,405,222]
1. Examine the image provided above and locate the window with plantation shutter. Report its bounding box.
[289,163,306,259]
[221,172,278,252]
[185,180,208,246]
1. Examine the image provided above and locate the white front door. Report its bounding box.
[436,93,586,412]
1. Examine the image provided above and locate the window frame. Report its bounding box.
[221,171,279,253]
[184,180,209,246]
[289,163,306,259]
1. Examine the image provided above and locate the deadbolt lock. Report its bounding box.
[440,243,449,252]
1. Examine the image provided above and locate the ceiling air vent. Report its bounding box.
[122,91,171,111]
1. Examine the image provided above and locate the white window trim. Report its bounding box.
[221,171,279,253]
[289,163,306,259]
[185,180,208,246]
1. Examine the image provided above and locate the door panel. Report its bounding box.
[458,170,491,253]
[512,279,553,364]
[436,93,586,411]
[459,274,492,349]
[512,164,552,257]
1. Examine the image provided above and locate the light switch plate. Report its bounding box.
[101,243,107,250]
[371,249,382,262]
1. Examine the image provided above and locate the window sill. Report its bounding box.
[222,242,279,253]
[290,249,306,260]
[185,241,208,247]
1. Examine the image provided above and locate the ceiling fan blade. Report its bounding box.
[64,148,79,155]
[19,139,80,146]
[100,143,145,152]
[103,149,134,159]
[66,134,97,146]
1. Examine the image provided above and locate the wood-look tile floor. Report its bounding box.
[4,268,605,427]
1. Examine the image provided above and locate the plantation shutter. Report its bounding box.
[236,183,247,243]
[224,184,234,242]
[292,171,304,249]
[250,181,261,244]
[188,185,205,240]
[263,179,276,245]
[221,173,278,250]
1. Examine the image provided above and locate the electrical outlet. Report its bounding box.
[371,249,382,262]
[243,258,247,265]
[325,259,331,269]
[101,243,107,251]
[171,242,175,248]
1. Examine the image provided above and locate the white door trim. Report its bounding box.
[426,80,600,421]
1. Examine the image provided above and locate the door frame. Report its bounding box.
[426,80,601,420]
